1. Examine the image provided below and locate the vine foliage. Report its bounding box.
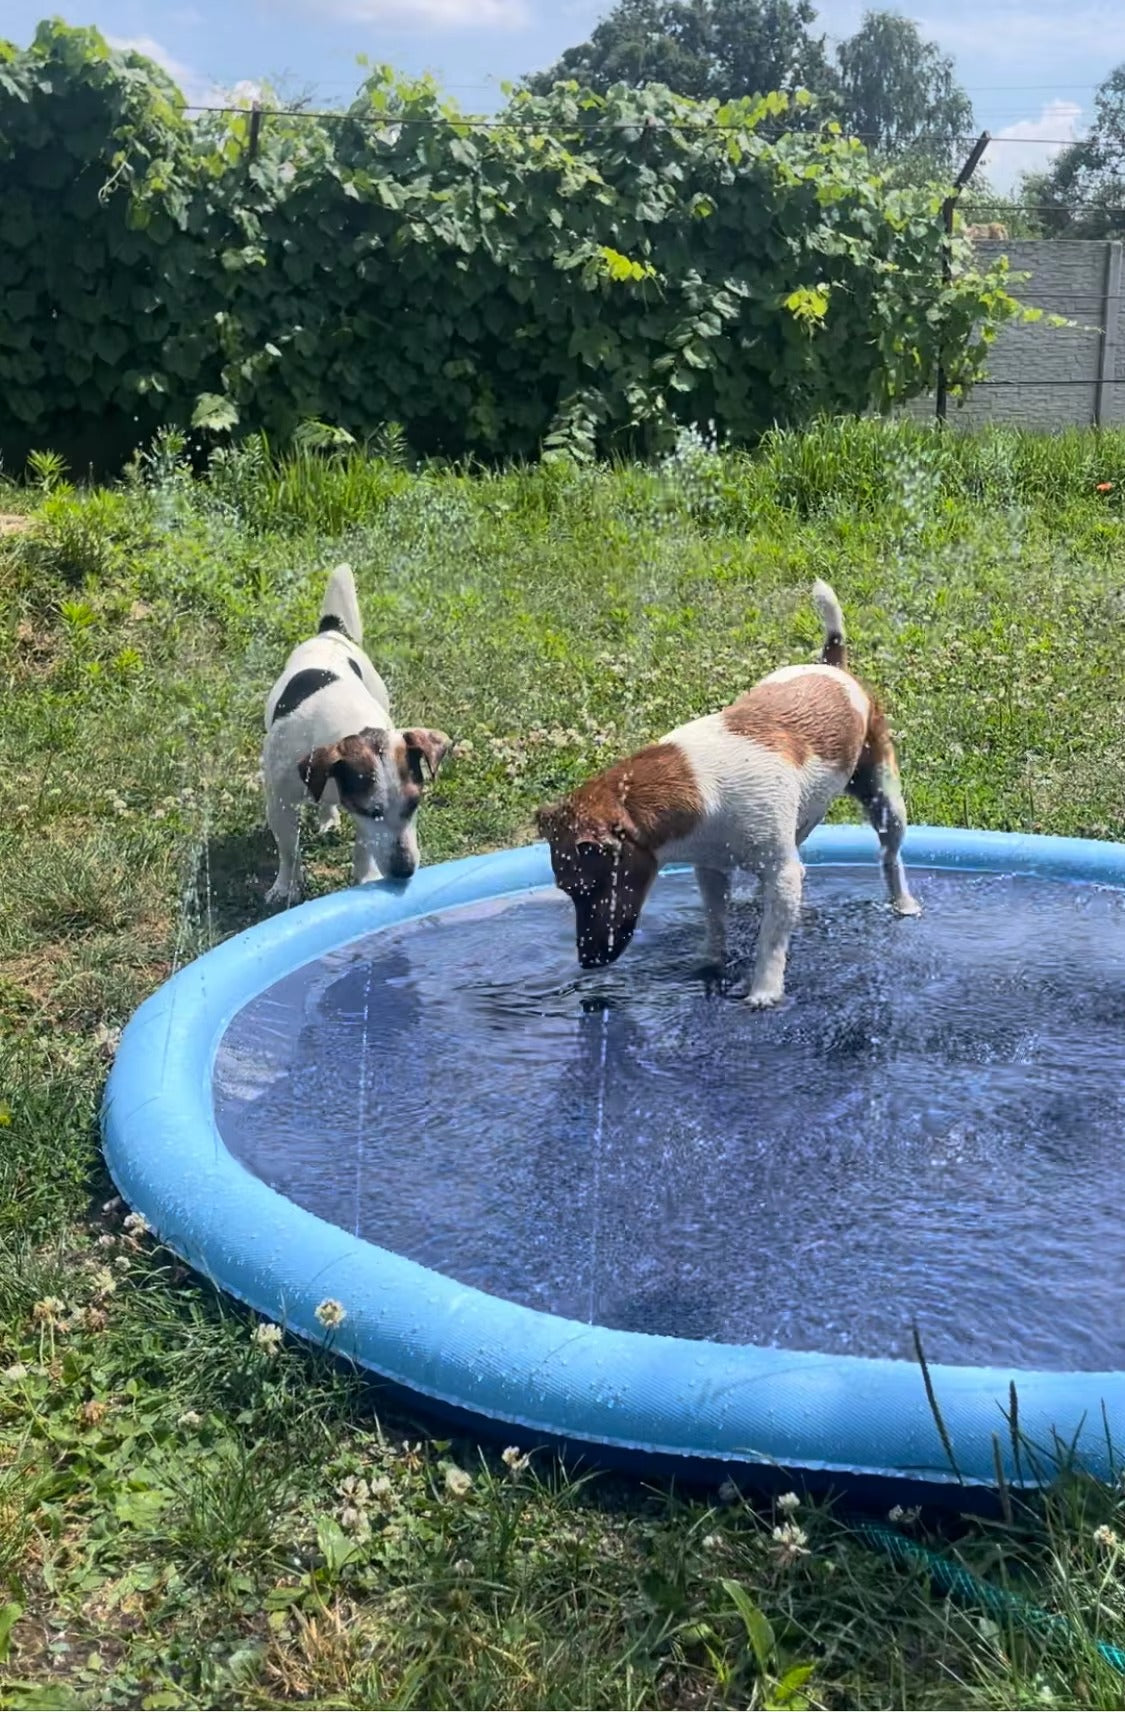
[0,22,1030,469]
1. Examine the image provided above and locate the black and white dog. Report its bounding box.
[262,564,451,906]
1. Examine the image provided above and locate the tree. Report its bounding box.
[526,3,974,182]
[523,0,834,105]
[1020,64,1125,237]
[832,11,972,176]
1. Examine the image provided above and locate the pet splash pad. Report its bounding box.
[102,826,1125,1497]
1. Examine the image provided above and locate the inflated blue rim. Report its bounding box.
[102,825,1125,1492]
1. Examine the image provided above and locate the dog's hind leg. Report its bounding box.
[847,745,922,917]
[746,851,803,1008]
[265,797,303,906]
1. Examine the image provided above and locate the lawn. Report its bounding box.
[1,418,1124,1709]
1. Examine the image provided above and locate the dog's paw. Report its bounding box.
[893,893,923,918]
[745,985,784,1010]
[265,878,302,908]
[317,806,341,835]
[692,959,726,997]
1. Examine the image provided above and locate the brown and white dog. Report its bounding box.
[536,580,921,1007]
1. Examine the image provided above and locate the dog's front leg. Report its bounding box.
[746,853,803,1008]
[265,798,303,906]
[694,865,730,969]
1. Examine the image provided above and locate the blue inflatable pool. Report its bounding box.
[101,826,1125,1499]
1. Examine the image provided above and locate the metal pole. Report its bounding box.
[248,100,263,165]
[936,130,991,423]
[1095,240,1123,428]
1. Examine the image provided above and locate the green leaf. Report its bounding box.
[721,1579,775,1672]
[0,1602,23,1661]
[191,392,240,433]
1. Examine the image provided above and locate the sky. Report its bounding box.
[6,0,1125,192]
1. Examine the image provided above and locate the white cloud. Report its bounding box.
[315,0,529,24]
[107,35,262,110]
[107,33,208,103]
[983,98,1084,190]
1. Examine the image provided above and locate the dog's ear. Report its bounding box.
[535,802,565,841]
[298,744,340,803]
[402,728,452,784]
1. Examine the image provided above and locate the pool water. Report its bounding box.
[213,866,1125,1370]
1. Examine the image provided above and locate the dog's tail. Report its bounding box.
[811,578,846,670]
[318,563,363,643]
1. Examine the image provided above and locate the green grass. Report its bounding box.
[1,418,1125,1709]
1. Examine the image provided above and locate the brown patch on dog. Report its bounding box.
[849,690,901,780]
[536,744,703,967]
[722,674,867,771]
[298,729,387,803]
[541,741,704,853]
[396,728,452,787]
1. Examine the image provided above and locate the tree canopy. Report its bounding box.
[526,2,975,175]
[523,0,832,106]
[1020,65,1125,237]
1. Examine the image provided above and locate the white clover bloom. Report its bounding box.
[32,1297,66,1325]
[501,1445,530,1476]
[123,1211,151,1237]
[88,1268,117,1297]
[315,1298,346,1330]
[253,1321,283,1356]
[444,1464,472,1500]
[701,1533,722,1550]
[888,1504,921,1526]
[3,1364,28,1383]
[771,1523,810,1567]
[777,1491,800,1515]
[178,1410,203,1429]
[1094,1523,1120,1551]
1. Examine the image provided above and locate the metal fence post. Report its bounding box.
[936,131,991,424]
[1095,240,1123,428]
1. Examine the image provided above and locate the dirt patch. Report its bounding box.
[0,514,32,536]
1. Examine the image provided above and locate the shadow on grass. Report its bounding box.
[195,821,353,941]
[194,825,280,940]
